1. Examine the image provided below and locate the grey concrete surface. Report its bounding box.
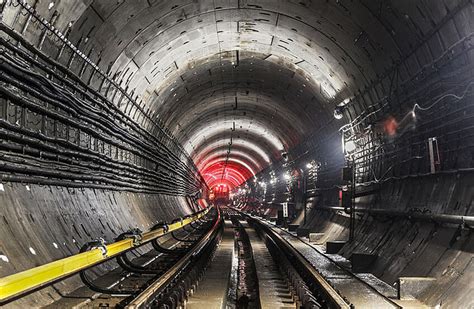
[0,0,473,307]
[246,227,296,309]
[0,183,192,308]
[186,220,235,309]
[270,224,401,308]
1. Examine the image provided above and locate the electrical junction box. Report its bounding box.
[342,166,353,182]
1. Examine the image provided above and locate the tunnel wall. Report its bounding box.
[0,182,195,308]
[0,21,203,195]
[243,169,474,307]
[242,132,474,307]
[0,0,473,306]
[303,210,473,308]
[0,2,205,199]
[0,3,206,307]
[234,4,474,306]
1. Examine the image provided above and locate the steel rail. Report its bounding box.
[0,207,211,303]
[126,207,222,308]
[230,208,349,308]
[238,209,402,309]
[247,216,351,309]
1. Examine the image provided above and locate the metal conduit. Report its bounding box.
[0,207,212,304]
[317,206,474,227]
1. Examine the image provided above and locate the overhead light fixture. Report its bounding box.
[334,98,351,120]
[334,106,344,119]
[345,140,357,153]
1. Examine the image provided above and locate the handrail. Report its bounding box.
[0,207,211,303]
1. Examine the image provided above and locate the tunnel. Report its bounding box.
[0,0,473,308]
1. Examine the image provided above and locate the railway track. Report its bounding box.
[107,208,402,309]
[123,209,222,308]
[238,209,402,309]
[190,207,348,309]
[0,207,221,308]
[2,206,404,308]
[63,208,222,309]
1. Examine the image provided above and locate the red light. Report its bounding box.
[383,116,398,136]
[200,160,254,190]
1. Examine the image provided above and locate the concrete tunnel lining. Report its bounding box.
[0,0,473,307]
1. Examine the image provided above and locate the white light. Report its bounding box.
[334,99,350,120]
[201,157,257,177]
[345,140,357,153]
[186,121,284,157]
[29,247,36,255]
[334,110,344,119]
[283,172,291,180]
[306,163,313,169]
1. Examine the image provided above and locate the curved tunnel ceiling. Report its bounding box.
[66,0,426,189]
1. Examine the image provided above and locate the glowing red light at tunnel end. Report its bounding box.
[200,160,253,190]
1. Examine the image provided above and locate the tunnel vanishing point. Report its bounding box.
[0,0,473,308]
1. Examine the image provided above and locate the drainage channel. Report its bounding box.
[178,207,301,309]
[228,209,297,309]
[232,218,261,309]
[186,219,235,309]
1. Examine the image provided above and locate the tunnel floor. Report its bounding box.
[39,206,430,308]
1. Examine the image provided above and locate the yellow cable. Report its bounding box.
[0,208,210,303]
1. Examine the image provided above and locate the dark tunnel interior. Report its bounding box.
[0,0,473,307]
